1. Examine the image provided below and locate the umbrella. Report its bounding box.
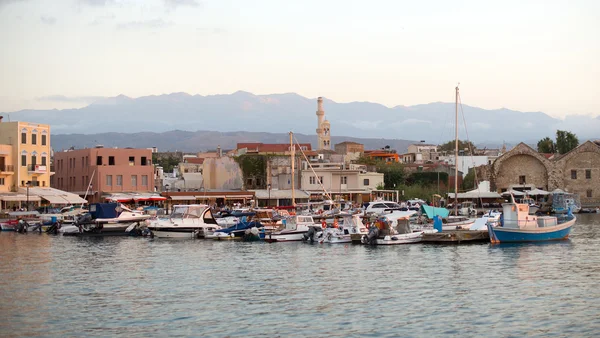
[527,188,550,196]
[501,189,525,196]
[552,188,566,194]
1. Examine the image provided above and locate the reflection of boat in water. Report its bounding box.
[488,195,576,243]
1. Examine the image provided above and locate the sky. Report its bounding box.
[0,0,598,118]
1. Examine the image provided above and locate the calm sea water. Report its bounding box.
[1,215,599,337]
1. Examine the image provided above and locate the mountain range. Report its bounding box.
[2,91,598,152]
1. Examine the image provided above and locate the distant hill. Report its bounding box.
[50,130,417,154]
[3,91,599,145]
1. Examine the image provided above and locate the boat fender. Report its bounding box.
[321,220,326,229]
[326,233,333,241]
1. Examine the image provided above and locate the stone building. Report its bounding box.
[489,141,600,206]
[334,141,364,163]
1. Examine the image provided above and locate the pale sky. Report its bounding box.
[1,0,598,118]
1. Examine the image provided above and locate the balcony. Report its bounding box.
[0,164,14,174]
[27,164,48,174]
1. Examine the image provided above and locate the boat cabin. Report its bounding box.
[171,204,218,225]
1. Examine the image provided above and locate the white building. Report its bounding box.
[444,155,495,177]
[300,162,383,203]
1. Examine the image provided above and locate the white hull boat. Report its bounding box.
[370,231,424,245]
[147,204,220,239]
[265,215,316,243]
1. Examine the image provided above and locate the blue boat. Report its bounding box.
[487,196,576,244]
[207,213,263,240]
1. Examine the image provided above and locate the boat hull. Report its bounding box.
[363,232,424,245]
[264,231,307,243]
[150,229,199,239]
[487,217,575,243]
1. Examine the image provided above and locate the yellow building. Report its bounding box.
[0,119,52,191]
[0,144,15,193]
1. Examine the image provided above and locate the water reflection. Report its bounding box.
[0,214,599,337]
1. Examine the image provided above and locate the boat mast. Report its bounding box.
[290,131,296,207]
[454,85,459,216]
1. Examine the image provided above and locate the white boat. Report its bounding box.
[362,211,425,245]
[469,210,502,230]
[95,205,152,223]
[264,215,317,243]
[147,204,221,238]
[305,214,369,244]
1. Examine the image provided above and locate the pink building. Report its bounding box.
[52,147,154,203]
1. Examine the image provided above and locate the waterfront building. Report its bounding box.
[300,162,384,203]
[406,143,440,162]
[487,141,600,207]
[52,146,154,203]
[315,97,331,150]
[0,118,52,190]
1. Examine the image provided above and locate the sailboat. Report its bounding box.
[446,85,476,230]
[264,131,318,242]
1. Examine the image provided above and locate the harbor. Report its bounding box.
[1,213,599,337]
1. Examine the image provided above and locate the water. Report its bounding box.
[1,215,600,337]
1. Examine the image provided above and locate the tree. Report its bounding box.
[438,140,477,154]
[537,137,555,153]
[355,155,379,166]
[555,130,579,154]
[462,168,476,190]
[375,162,405,190]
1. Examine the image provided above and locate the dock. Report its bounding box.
[422,230,489,244]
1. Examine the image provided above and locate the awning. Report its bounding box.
[41,195,70,204]
[0,194,42,202]
[169,195,197,201]
[62,195,88,204]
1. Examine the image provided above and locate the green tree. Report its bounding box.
[537,137,556,153]
[438,140,477,154]
[462,168,476,190]
[555,130,579,154]
[375,162,405,189]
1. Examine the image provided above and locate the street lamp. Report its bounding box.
[165,184,170,215]
[267,183,271,208]
[26,180,31,211]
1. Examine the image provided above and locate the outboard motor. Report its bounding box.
[46,222,60,235]
[303,226,317,243]
[362,226,379,245]
[16,219,28,233]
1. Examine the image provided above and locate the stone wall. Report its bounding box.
[489,141,600,205]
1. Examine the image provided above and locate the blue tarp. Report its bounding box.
[420,204,450,219]
[89,203,118,219]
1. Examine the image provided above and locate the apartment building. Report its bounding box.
[52,146,154,203]
[0,118,52,190]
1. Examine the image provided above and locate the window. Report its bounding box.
[131,175,137,187]
[129,156,135,165]
[586,169,591,179]
[0,178,4,185]
[571,170,577,179]
[31,133,37,145]
[319,176,324,184]
[141,157,148,166]
[97,156,103,165]
[41,156,46,166]
[82,157,84,168]
[340,176,347,184]
[109,156,115,165]
[519,175,526,184]
[587,190,593,198]
[363,179,370,186]
[42,181,46,187]
[142,175,148,186]
[106,175,112,186]
[31,154,37,166]
[116,175,123,186]
[21,154,26,166]
[310,176,316,184]
[41,133,47,146]
[21,128,27,144]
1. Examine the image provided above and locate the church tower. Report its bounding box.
[316,97,331,150]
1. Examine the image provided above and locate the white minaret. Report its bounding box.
[316,97,331,150]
